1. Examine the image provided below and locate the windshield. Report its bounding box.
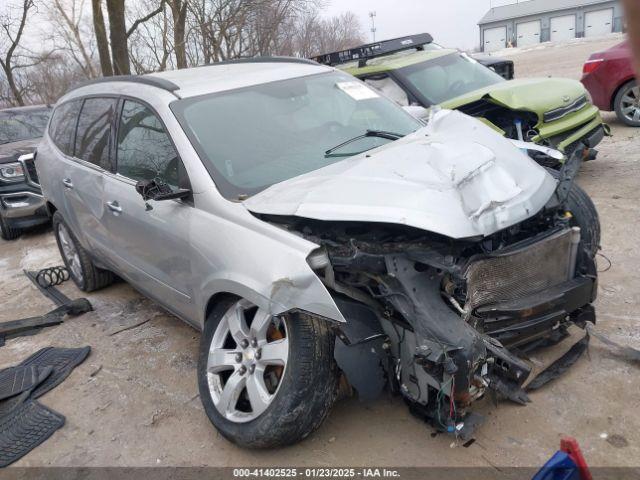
[172,71,421,199]
[398,52,505,105]
[0,108,51,145]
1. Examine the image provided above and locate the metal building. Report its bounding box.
[479,0,624,52]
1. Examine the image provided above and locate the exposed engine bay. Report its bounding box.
[455,98,600,169]
[258,179,598,438]
[457,98,540,144]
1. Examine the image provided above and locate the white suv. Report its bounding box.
[36,58,599,447]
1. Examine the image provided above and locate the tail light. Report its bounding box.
[582,58,604,75]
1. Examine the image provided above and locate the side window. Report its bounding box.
[364,76,410,107]
[49,100,82,156]
[74,97,118,169]
[116,100,184,190]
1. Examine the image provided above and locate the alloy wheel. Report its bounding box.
[57,223,83,283]
[620,85,640,124]
[206,299,289,423]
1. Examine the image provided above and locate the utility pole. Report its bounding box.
[369,11,377,42]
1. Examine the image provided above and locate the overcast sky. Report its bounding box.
[324,0,517,51]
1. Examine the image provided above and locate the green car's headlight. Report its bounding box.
[0,162,25,182]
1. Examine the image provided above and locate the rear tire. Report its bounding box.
[614,80,640,127]
[198,296,339,448]
[52,211,114,292]
[547,170,600,257]
[0,213,21,240]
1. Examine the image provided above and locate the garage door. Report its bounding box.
[585,8,613,37]
[550,14,576,42]
[483,26,506,53]
[516,20,541,47]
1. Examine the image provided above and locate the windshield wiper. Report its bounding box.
[324,129,404,158]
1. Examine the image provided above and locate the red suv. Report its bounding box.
[581,41,638,127]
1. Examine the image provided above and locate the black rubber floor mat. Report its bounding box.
[0,398,65,467]
[19,347,91,399]
[0,366,52,401]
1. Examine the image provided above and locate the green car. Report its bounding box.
[313,34,608,168]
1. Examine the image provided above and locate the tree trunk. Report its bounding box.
[1,62,24,106]
[0,0,34,105]
[169,0,188,69]
[92,0,114,76]
[105,0,130,75]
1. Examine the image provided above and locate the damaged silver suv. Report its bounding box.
[36,58,599,448]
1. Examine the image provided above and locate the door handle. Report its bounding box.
[106,200,123,214]
[62,178,74,189]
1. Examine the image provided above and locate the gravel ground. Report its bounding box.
[0,33,638,469]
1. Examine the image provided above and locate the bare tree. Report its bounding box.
[91,0,113,76]
[47,0,98,78]
[1,0,364,106]
[28,53,89,103]
[166,0,187,69]
[0,0,36,105]
[128,0,172,73]
[105,0,129,74]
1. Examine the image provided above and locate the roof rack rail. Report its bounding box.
[71,75,180,93]
[312,33,434,68]
[198,56,319,67]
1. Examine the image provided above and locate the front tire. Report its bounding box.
[0,212,21,240]
[614,80,640,127]
[52,211,114,292]
[198,297,338,448]
[547,169,600,257]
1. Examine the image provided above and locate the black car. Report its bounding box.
[0,105,52,240]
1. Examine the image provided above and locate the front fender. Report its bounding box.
[199,270,346,328]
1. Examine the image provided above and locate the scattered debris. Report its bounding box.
[143,408,171,427]
[586,324,640,365]
[107,318,152,336]
[527,335,590,391]
[606,434,629,448]
[24,267,72,306]
[0,299,92,346]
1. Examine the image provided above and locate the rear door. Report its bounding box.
[103,98,196,320]
[44,99,82,229]
[62,97,117,256]
[516,20,541,48]
[483,27,506,53]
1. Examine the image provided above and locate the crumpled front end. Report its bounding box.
[263,197,597,437]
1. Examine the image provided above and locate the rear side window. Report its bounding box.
[74,97,118,169]
[49,100,82,156]
[116,100,182,189]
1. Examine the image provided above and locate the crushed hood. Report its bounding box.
[441,78,587,117]
[243,110,557,239]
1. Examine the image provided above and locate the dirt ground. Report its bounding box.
[1,34,638,468]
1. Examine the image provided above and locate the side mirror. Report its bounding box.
[403,105,430,120]
[135,179,191,202]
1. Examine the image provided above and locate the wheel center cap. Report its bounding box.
[244,349,255,361]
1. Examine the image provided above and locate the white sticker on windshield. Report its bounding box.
[336,81,380,101]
